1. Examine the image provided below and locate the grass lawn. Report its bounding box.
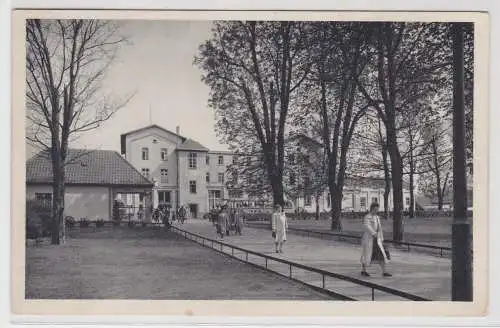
[25,226,332,300]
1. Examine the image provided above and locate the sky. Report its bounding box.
[27,20,227,158]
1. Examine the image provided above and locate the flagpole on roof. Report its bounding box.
[149,105,153,125]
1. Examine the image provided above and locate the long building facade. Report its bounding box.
[119,125,412,219]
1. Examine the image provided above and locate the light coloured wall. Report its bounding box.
[177,150,210,217]
[294,187,412,213]
[206,152,232,198]
[125,127,181,188]
[27,185,111,220]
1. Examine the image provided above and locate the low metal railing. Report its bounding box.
[171,226,430,301]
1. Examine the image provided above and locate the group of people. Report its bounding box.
[211,204,245,238]
[151,204,189,227]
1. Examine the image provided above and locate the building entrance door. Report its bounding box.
[189,204,198,219]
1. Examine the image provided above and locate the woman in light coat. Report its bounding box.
[360,202,392,277]
[271,204,288,253]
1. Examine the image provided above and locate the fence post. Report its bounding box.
[246,252,248,262]
[322,275,325,289]
[265,258,268,268]
[372,288,375,301]
[289,264,292,278]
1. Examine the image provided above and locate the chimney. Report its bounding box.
[176,126,180,135]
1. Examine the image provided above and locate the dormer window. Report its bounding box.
[141,147,149,160]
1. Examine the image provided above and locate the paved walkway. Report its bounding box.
[174,220,451,301]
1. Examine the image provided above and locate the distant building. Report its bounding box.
[283,134,412,213]
[26,149,153,221]
[120,124,236,218]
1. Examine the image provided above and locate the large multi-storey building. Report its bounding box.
[120,124,234,218]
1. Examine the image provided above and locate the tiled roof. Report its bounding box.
[26,149,153,187]
[176,138,209,152]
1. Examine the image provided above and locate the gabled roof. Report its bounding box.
[26,149,153,187]
[120,124,186,154]
[176,138,209,152]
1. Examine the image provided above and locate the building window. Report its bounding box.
[160,169,168,183]
[406,197,410,206]
[218,173,225,184]
[161,148,168,161]
[35,193,52,209]
[305,194,312,206]
[360,196,367,208]
[327,193,331,207]
[189,180,197,194]
[289,172,296,185]
[158,191,171,205]
[206,172,210,183]
[232,156,237,164]
[218,155,224,165]
[372,197,378,204]
[188,152,197,169]
[141,168,150,177]
[206,155,210,165]
[141,147,149,160]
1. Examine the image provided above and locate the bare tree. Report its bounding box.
[26,19,133,244]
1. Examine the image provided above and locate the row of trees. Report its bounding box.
[195,21,473,240]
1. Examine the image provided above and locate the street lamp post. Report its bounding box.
[451,22,473,301]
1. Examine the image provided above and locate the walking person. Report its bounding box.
[217,205,229,239]
[360,202,392,277]
[271,204,288,253]
[234,206,244,236]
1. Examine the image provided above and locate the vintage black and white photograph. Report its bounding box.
[13,9,488,316]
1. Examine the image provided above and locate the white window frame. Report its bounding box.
[218,155,224,165]
[161,148,168,161]
[189,180,197,194]
[142,147,149,160]
[217,172,224,184]
[188,152,197,169]
[141,168,150,177]
[160,168,168,183]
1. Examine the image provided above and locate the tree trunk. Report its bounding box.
[315,194,320,220]
[382,147,391,220]
[408,133,415,218]
[409,172,415,218]
[51,154,65,245]
[270,174,285,207]
[330,184,343,231]
[387,129,404,241]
